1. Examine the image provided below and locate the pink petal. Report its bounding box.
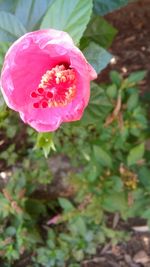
[0,29,97,132]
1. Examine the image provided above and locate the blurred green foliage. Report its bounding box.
[0,69,149,266]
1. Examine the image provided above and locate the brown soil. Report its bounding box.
[82,230,150,267]
[99,0,150,94]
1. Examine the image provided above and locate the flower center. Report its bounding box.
[31,64,76,108]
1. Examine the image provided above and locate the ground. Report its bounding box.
[99,0,150,94]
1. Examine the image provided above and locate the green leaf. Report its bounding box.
[142,209,150,221]
[35,132,56,158]
[138,167,150,188]
[0,0,18,13]
[127,143,145,166]
[81,15,117,49]
[127,70,146,84]
[93,0,129,16]
[127,92,139,111]
[87,165,98,182]
[82,83,112,124]
[0,193,10,218]
[110,70,122,87]
[69,264,80,267]
[40,0,93,44]
[70,217,87,236]
[72,250,84,262]
[15,0,53,31]
[111,176,123,192]
[106,84,117,98]
[5,226,16,236]
[93,145,112,168]
[58,198,74,212]
[25,199,47,217]
[83,42,112,73]
[0,11,27,42]
[0,42,10,70]
[102,192,127,213]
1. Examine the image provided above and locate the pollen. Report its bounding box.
[30,64,77,108]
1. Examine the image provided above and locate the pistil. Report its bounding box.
[31,64,76,108]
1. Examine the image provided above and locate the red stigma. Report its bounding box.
[47,91,53,99]
[31,92,37,98]
[33,102,39,108]
[37,88,44,94]
[42,101,48,108]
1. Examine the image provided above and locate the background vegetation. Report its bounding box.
[0,0,150,266]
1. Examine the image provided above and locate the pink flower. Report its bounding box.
[47,214,61,225]
[0,29,97,132]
